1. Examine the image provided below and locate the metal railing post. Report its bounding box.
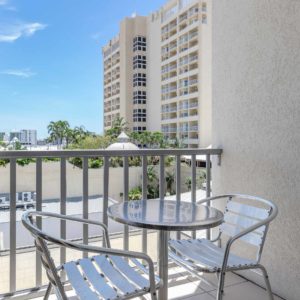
[103,156,109,229]
[176,155,181,240]
[83,157,89,257]
[9,158,16,293]
[123,156,129,251]
[159,155,165,200]
[60,157,67,272]
[191,154,196,239]
[35,158,42,286]
[206,154,211,240]
[142,156,147,254]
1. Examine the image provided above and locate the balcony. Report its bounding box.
[0,148,228,299]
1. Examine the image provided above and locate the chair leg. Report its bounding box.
[216,271,226,300]
[257,265,274,300]
[44,282,52,300]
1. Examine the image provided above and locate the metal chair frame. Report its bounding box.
[169,194,278,300]
[22,211,160,300]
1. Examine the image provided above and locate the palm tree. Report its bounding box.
[47,120,70,147]
[150,131,165,148]
[72,126,89,144]
[147,166,158,184]
[139,131,152,148]
[105,117,128,139]
[130,131,140,146]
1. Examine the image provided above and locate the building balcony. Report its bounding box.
[0,138,284,300]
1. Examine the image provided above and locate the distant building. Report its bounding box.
[9,131,21,142]
[0,132,5,141]
[37,139,47,146]
[20,130,37,145]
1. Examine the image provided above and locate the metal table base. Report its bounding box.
[158,230,169,300]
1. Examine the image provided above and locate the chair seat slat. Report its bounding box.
[189,239,254,267]
[169,240,220,269]
[169,239,256,271]
[93,255,136,295]
[63,261,99,300]
[108,255,150,290]
[79,258,119,300]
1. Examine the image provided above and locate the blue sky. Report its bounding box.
[0,0,166,138]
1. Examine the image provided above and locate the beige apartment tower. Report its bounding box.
[103,16,148,133]
[102,0,211,147]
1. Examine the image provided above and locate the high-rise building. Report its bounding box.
[20,129,37,145]
[102,0,211,147]
[102,16,148,133]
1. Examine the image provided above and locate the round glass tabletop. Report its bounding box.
[107,199,224,231]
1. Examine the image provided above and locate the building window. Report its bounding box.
[133,109,147,122]
[133,73,146,87]
[133,36,146,52]
[133,90,147,104]
[202,2,207,12]
[133,55,147,69]
[202,14,207,24]
[133,126,146,132]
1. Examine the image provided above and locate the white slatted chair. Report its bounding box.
[169,194,278,300]
[22,211,161,300]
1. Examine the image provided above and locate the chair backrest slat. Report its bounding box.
[226,201,269,220]
[221,223,263,247]
[218,195,276,262]
[224,212,266,235]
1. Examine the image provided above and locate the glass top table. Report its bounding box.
[107,199,224,300]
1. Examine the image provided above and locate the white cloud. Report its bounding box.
[91,31,104,41]
[1,68,36,78]
[0,22,47,42]
[0,0,17,11]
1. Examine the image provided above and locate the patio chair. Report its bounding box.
[168,194,278,300]
[22,211,161,300]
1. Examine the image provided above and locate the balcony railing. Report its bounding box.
[0,148,222,299]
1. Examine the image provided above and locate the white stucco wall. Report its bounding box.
[0,162,142,201]
[212,1,300,299]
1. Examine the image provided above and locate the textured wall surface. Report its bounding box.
[212,1,300,299]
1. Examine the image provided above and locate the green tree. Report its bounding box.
[71,126,91,144]
[150,131,165,148]
[165,170,175,194]
[47,120,71,147]
[129,131,140,145]
[139,131,152,148]
[128,187,142,200]
[146,166,159,199]
[185,176,192,191]
[105,117,128,139]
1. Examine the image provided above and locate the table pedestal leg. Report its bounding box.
[158,230,168,300]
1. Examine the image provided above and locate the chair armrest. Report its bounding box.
[220,206,278,273]
[196,194,234,205]
[23,211,111,247]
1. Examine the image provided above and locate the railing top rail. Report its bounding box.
[0,148,222,159]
